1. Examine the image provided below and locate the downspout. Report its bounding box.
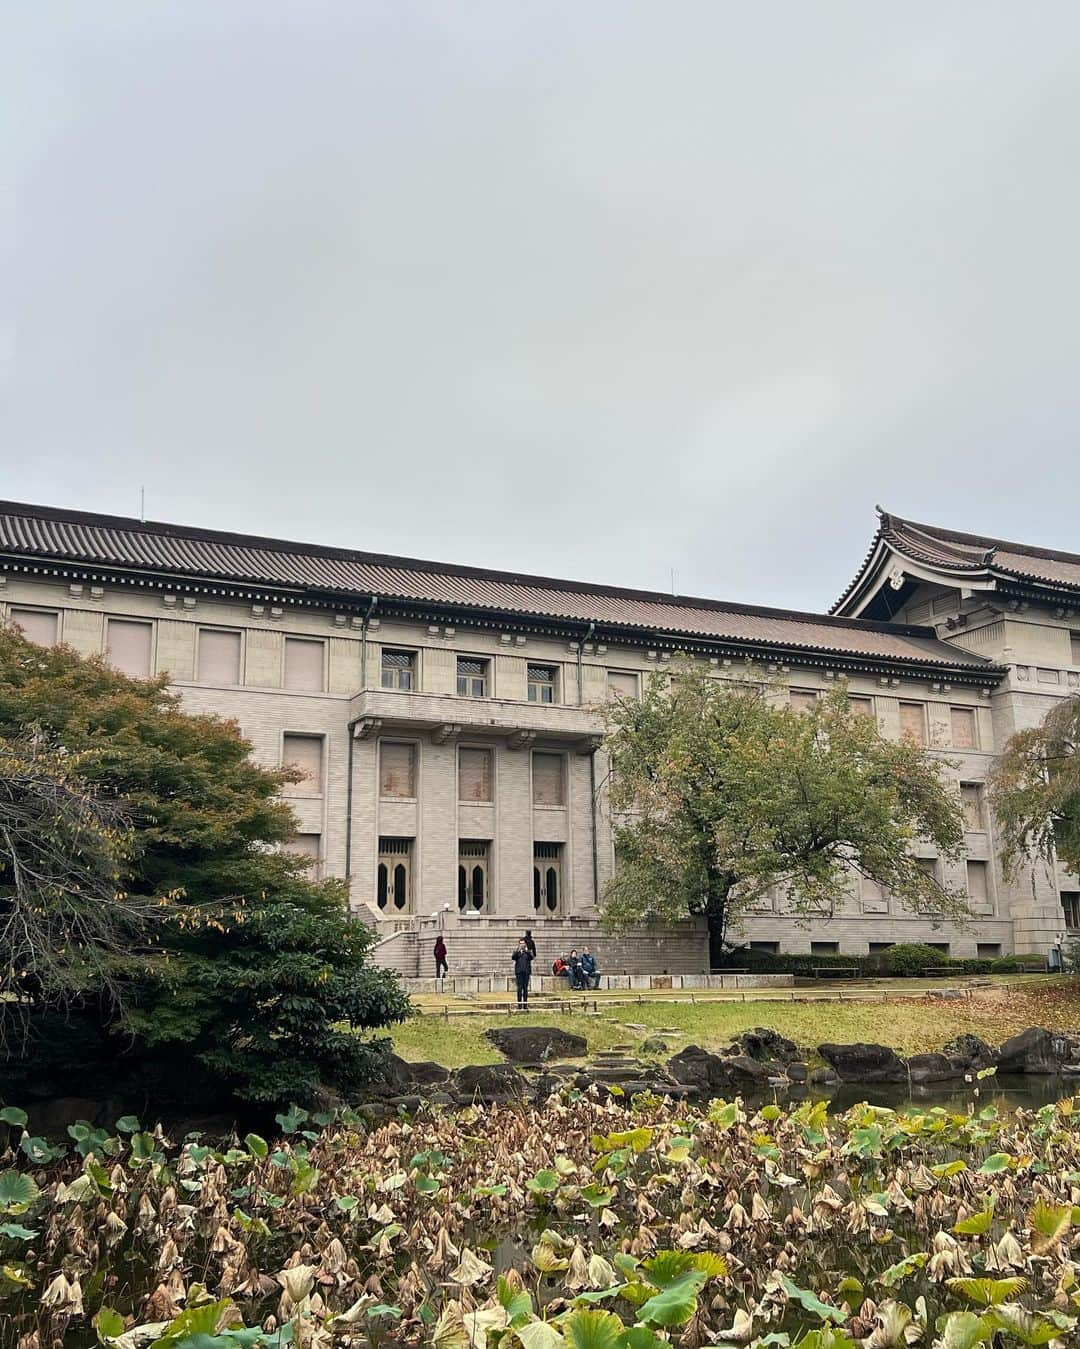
[345,596,379,884]
[577,621,596,706]
[577,621,600,907]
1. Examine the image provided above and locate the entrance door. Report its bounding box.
[532,843,563,914]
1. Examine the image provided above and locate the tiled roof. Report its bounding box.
[879,512,1080,592]
[0,500,997,675]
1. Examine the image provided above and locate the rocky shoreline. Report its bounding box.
[370,1023,1080,1109]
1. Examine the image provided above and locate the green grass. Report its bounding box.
[386,978,1080,1068]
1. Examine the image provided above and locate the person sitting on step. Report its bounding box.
[579,947,600,990]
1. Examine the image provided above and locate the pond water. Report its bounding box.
[770,1071,1077,1115]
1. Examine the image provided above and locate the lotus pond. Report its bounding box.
[2,1086,1080,1349]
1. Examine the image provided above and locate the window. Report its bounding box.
[379,742,416,798]
[106,619,152,678]
[458,841,490,912]
[868,941,894,954]
[960,783,985,830]
[967,860,992,915]
[789,689,817,714]
[1062,892,1080,929]
[950,707,977,750]
[899,702,926,746]
[377,837,412,912]
[9,607,58,646]
[927,942,950,954]
[532,752,565,806]
[861,876,888,913]
[381,649,415,691]
[533,842,562,914]
[977,943,1002,959]
[197,628,241,684]
[1071,633,1080,666]
[749,940,779,953]
[848,695,874,717]
[286,833,321,875]
[284,637,325,692]
[528,664,557,704]
[283,734,324,796]
[917,858,939,884]
[458,747,493,803]
[457,656,488,697]
[607,670,639,701]
[811,941,839,955]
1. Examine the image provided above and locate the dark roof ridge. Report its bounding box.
[880,507,1080,570]
[0,497,955,640]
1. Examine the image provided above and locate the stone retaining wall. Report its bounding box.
[400,971,795,995]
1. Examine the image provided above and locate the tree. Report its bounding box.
[602,663,969,967]
[0,737,146,1052]
[990,694,1080,876]
[0,626,410,1109]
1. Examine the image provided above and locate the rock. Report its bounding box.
[907,1052,965,1084]
[666,1045,772,1095]
[451,1063,530,1100]
[927,989,966,1000]
[817,1042,908,1084]
[484,1026,588,1063]
[786,1062,809,1084]
[641,1037,670,1056]
[810,1067,840,1087]
[995,1026,1080,1075]
[733,1028,799,1063]
[405,1061,452,1086]
[942,1034,995,1070]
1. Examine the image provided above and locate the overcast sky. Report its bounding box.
[5,3,1080,613]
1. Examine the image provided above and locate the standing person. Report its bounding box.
[434,935,448,980]
[580,947,600,990]
[512,939,533,1008]
[523,929,537,960]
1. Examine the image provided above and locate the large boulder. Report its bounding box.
[817,1042,908,1084]
[733,1028,799,1064]
[942,1034,995,1071]
[484,1026,588,1063]
[995,1027,1080,1075]
[666,1045,772,1095]
[451,1063,530,1100]
[907,1052,965,1084]
[405,1061,452,1086]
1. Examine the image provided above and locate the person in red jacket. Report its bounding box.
[434,935,448,979]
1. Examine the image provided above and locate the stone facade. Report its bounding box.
[1,500,1078,973]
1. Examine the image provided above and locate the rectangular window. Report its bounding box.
[380,649,415,691]
[607,670,640,702]
[1061,891,1080,929]
[106,618,152,678]
[379,742,416,798]
[811,941,840,955]
[927,942,950,954]
[283,734,324,797]
[848,695,874,718]
[861,876,888,913]
[284,637,325,692]
[967,859,992,915]
[456,656,488,698]
[977,942,1002,959]
[960,783,985,830]
[286,833,321,875]
[951,707,977,750]
[197,628,241,684]
[1071,633,1080,666]
[458,840,490,912]
[749,940,779,953]
[917,857,939,884]
[868,941,894,954]
[532,752,565,806]
[789,689,817,714]
[899,702,926,745]
[533,842,563,914]
[377,837,413,913]
[458,747,493,802]
[9,607,59,646]
[527,664,557,704]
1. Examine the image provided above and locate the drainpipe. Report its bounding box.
[576,621,600,908]
[346,596,380,884]
[577,621,596,706]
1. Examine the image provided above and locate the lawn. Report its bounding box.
[385,977,1080,1067]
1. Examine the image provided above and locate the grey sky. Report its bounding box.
[5,3,1080,613]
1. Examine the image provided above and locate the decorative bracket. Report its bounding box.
[353,717,382,740]
[432,723,463,745]
[507,730,537,751]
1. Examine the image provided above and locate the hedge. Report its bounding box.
[722,944,997,978]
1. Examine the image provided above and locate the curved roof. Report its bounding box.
[0,499,997,676]
[833,509,1080,615]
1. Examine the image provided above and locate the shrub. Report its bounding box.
[989,956,1025,973]
[865,942,957,977]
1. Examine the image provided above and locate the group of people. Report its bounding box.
[435,929,603,1006]
[551,948,600,990]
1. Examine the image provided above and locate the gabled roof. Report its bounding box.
[833,509,1080,616]
[0,499,998,678]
